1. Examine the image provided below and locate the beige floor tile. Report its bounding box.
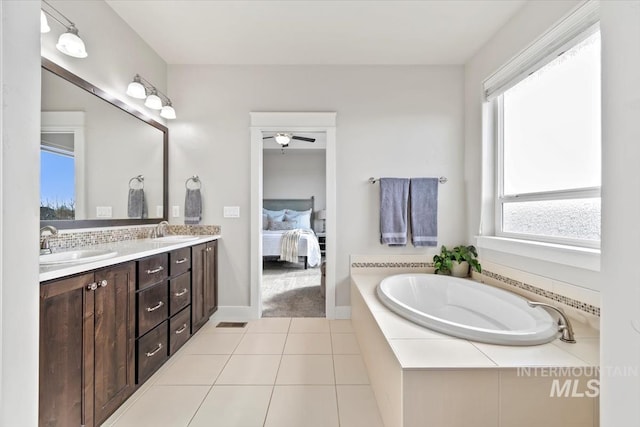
[276,355,335,385]
[334,355,370,385]
[329,319,354,333]
[331,333,360,354]
[182,332,243,354]
[284,333,332,354]
[111,385,209,427]
[188,385,272,427]
[264,386,339,427]
[336,385,384,427]
[290,317,331,333]
[154,354,229,385]
[235,333,287,354]
[216,355,281,385]
[197,320,248,334]
[247,317,292,333]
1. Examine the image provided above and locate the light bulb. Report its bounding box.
[56,25,88,58]
[126,80,147,99]
[160,104,176,120]
[144,92,163,110]
[274,133,291,145]
[41,11,51,33]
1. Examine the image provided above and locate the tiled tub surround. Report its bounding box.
[43,224,221,252]
[40,233,221,282]
[349,257,600,427]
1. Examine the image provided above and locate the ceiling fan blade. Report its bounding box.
[291,136,316,142]
[262,136,274,140]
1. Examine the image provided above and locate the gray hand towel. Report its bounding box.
[185,188,202,225]
[410,178,438,247]
[380,178,409,246]
[127,188,146,219]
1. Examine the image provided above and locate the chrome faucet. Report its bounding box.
[527,301,576,343]
[156,221,170,238]
[40,225,58,255]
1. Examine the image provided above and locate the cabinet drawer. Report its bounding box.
[137,321,168,383]
[138,253,168,290]
[170,247,191,277]
[137,281,168,336]
[169,307,191,356]
[169,273,191,316]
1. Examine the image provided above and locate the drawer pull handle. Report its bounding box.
[99,280,108,287]
[145,343,163,357]
[206,247,213,252]
[174,288,188,297]
[146,266,164,274]
[175,258,188,264]
[146,301,164,312]
[86,282,98,291]
[175,324,188,334]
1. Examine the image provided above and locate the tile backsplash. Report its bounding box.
[45,224,221,251]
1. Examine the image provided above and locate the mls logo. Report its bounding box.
[550,379,600,398]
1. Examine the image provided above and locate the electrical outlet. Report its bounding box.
[156,206,163,217]
[96,206,112,218]
[172,206,180,217]
[224,206,240,218]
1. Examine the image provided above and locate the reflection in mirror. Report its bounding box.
[40,59,168,228]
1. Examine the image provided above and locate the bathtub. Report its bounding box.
[376,274,559,346]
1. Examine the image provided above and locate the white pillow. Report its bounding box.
[284,209,312,230]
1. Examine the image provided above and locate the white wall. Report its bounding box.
[0,1,41,425]
[462,1,604,289]
[263,150,326,229]
[41,1,167,123]
[600,1,640,425]
[168,65,465,306]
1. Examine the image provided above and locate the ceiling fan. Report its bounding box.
[263,132,316,147]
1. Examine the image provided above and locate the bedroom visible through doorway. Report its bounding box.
[261,131,327,317]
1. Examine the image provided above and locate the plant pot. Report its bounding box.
[451,261,469,278]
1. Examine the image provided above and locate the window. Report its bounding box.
[495,28,601,248]
[41,132,76,220]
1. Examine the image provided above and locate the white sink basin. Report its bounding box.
[153,235,199,243]
[40,249,118,265]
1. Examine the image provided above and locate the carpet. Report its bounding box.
[262,260,325,317]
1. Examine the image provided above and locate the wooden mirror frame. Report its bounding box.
[40,57,169,229]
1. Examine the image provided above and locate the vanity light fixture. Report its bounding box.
[126,74,177,119]
[274,133,292,146]
[41,0,88,58]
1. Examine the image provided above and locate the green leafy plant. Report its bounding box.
[433,245,482,275]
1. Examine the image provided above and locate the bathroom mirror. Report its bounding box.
[40,58,168,229]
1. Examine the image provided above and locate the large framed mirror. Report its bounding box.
[40,58,168,229]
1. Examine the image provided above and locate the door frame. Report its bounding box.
[250,112,337,318]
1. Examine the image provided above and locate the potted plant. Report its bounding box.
[433,245,482,277]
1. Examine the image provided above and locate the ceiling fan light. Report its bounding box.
[56,25,88,58]
[126,78,147,99]
[41,10,51,33]
[274,133,291,145]
[145,92,163,110]
[160,104,176,120]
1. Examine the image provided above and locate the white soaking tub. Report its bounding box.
[376,274,559,345]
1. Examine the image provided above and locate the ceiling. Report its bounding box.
[106,0,526,65]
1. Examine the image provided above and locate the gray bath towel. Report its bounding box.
[410,178,438,247]
[127,188,146,219]
[185,188,202,225]
[380,178,409,246]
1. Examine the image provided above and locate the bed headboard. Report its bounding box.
[263,196,315,220]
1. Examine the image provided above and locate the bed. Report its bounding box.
[262,197,321,269]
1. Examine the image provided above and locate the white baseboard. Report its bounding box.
[334,306,351,319]
[210,306,258,322]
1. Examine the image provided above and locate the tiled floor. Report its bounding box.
[103,318,384,427]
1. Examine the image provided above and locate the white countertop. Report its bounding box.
[40,235,221,282]
[351,273,600,370]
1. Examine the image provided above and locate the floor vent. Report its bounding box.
[216,321,247,328]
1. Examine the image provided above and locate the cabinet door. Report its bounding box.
[93,263,136,426]
[191,243,207,332]
[204,241,218,317]
[40,272,95,427]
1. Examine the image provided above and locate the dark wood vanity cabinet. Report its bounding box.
[39,262,135,427]
[191,240,218,333]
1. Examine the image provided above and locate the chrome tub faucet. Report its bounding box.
[528,301,576,343]
[40,225,58,255]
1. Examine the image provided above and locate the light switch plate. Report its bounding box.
[96,206,112,218]
[224,206,240,218]
[172,206,180,217]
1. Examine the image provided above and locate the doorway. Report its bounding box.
[250,112,337,319]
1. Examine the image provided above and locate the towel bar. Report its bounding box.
[368,176,447,184]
